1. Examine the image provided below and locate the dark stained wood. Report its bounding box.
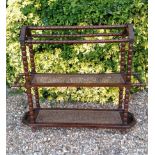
[25,39,130,44]
[118,42,126,109]
[17,24,144,131]
[31,32,124,38]
[28,24,127,30]
[21,45,34,123]
[27,30,40,108]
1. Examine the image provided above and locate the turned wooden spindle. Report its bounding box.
[118,42,126,109]
[123,42,133,124]
[28,43,40,108]
[21,45,34,123]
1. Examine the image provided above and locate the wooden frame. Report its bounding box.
[14,24,145,131]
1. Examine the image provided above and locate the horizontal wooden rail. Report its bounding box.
[28,25,127,30]
[25,39,130,44]
[31,32,124,38]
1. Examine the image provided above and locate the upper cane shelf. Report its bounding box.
[19,24,134,45]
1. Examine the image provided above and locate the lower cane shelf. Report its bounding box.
[22,108,136,129]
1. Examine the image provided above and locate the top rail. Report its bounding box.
[31,32,123,38]
[28,24,127,30]
[19,24,133,45]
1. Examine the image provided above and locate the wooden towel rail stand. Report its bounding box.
[13,24,145,131]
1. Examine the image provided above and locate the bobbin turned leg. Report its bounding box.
[118,87,124,109]
[123,87,130,124]
[21,45,35,124]
[26,87,35,123]
[34,87,40,108]
[28,44,40,108]
[118,42,126,109]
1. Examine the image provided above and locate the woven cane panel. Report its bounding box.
[32,74,124,84]
[36,109,122,124]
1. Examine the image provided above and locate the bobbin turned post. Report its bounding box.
[122,24,134,124]
[123,42,133,124]
[28,43,40,108]
[21,45,35,123]
[118,42,126,109]
[27,29,40,108]
[20,26,35,124]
